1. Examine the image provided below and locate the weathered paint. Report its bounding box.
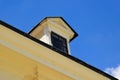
[0,22,112,80]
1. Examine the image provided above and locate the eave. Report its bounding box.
[0,20,118,80]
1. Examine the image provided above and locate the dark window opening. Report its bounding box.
[51,32,68,54]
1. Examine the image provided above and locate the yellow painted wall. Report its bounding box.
[0,24,111,80]
[0,44,73,80]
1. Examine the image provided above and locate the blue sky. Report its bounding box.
[0,0,120,78]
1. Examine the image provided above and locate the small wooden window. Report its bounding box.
[51,32,68,54]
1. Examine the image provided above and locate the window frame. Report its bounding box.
[51,31,68,54]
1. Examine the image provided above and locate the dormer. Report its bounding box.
[29,17,78,54]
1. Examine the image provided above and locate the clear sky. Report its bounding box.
[0,0,120,79]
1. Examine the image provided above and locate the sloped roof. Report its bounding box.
[28,17,78,42]
[0,20,118,80]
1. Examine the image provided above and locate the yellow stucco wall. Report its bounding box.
[0,24,111,80]
[0,44,73,80]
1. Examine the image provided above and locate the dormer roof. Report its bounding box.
[28,17,78,42]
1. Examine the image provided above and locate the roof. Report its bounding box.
[0,20,118,80]
[28,17,78,42]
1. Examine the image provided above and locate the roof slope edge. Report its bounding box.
[0,20,118,80]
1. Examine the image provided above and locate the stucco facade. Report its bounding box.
[0,17,118,80]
